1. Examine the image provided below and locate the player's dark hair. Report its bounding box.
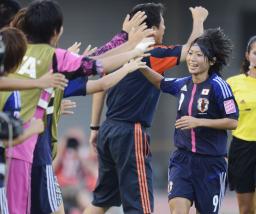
[241,35,256,75]
[130,3,165,28]
[0,0,21,28]
[0,27,27,74]
[23,0,63,44]
[191,28,232,76]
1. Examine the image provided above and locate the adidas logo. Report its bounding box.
[181,85,187,91]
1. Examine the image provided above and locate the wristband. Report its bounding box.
[90,125,100,130]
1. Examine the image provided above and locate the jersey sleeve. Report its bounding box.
[63,77,87,98]
[90,31,128,57]
[3,91,21,118]
[145,45,182,75]
[212,77,239,119]
[160,76,189,96]
[53,48,103,79]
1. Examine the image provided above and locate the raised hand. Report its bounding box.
[122,11,147,34]
[82,44,98,56]
[68,42,81,54]
[37,71,68,90]
[60,99,77,115]
[129,23,155,46]
[189,6,209,23]
[135,37,155,54]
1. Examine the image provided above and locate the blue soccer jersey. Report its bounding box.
[160,73,239,156]
[106,45,182,127]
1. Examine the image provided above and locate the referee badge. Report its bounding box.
[197,98,209,113]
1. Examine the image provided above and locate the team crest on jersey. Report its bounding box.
[197,98,209,113]
[201,88,210,95]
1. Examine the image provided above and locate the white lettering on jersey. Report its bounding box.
[18,56,37,78]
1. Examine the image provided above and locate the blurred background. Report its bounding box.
[18,0,256,213]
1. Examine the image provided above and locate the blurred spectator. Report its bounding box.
[53,129,98,214]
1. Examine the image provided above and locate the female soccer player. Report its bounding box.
[141,28,239,214]
[227,35,256,214]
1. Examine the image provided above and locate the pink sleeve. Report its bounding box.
[54,48,103,77]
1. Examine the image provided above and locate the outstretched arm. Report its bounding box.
[86,58,146,94]
[140,66,164,89]
[99,37,154,74]
[180,6,208,62]
[0,72,68,91]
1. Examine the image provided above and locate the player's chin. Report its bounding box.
[188,69,198,75]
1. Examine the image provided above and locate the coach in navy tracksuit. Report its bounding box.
[141,28,239,214]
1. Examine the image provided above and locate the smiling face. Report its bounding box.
[186,43,211,76]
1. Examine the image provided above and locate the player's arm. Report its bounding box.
[4,119,44,147]
[175,116,237,130]
[54,38,153,78]
[0,72,68,91]
[86,58,146,94]
[180,6,208,62]
[89,91,105,152]
[140,66,164,89]
[91,11,153,59]
[91,11,150,58]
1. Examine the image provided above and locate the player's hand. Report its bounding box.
[122,11,147,34]
[37,71,68,90]
[175,116,200,130]
[189,6,208,23]
[135,37,155,54]
[82,44,98,56]
[89,130,98,153]
[129,24,155,48]
[123,57,147,73]
[30,119,44,134]
[60,99,76,115]
[68,42,81,54]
